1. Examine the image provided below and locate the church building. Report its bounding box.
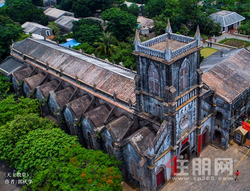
[1,19,250,191]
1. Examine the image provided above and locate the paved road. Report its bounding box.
[161,143,250,191]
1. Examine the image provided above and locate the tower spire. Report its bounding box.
[166,18,172,33]
[194,25,201,46]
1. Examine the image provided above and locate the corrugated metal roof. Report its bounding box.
[22,22,51,34]
[0,57,23,75]
[55,16,80,31]
[137,16,154,28]
[13,38,136,104]
[202,48,250,103]
[44,8,74,20]
[209,10,245,27]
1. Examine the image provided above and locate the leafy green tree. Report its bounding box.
[179,24,190,36]
[109,42,136,69]
[73,42,96,54]
[128,3,140,17]
[72,0,92,17]
[12,128,78,177]
[0,72,12,100]
[95,32,118,57]
[0,15,23,60]
[0,95,39,126]
[32,0,43,6]
[48,22,61,38]
[0,113,58,164]
[31,144,123,191]
[0,0,48,25]
[72,19,103,45]
[18,6,48,25]
[101,8,138,41]
[144,0,165,18]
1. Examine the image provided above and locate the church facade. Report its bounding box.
[2,20,250,191]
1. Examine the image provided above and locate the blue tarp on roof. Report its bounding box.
[0,3,5,7]
[60,39,80,48]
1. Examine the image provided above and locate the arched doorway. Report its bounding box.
[180,142,190,161]
[88,132,94,149]
[202,128,208,148]
[156,167,165,187]
[214,130,222,144]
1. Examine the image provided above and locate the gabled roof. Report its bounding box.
[67,95,91,118]
[106,115,134,142]
[55,86,75,108]
[55,16,80,31]
[0,57,23,76]
[22,22,51,34]
[24,73,45,91]
[209,10,245,27]
[129,127,155,156]
[137,16,154,28]
[12,38,136,104]
[202,48,250,103]
[13,66,33,82]
[39,80,59,98]
[85,104,111,128]
[44,8,74,20]
[124,1,143,7]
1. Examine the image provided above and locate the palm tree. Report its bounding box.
[95,32,118,57]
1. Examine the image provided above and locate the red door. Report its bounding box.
[156,169,164,187]
[202,131,207,146]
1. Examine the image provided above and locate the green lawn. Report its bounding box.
[218,38,250,48]
[201,47,218,58]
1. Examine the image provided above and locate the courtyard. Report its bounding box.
[161,143,250,191]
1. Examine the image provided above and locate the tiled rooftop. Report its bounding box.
[12,38,136,104]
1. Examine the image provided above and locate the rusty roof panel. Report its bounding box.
[39,80,59,98]
[13,67,33,82]
[55,86,75,108]
[24,73,45,90]
[68,95,91,118]
[13,39,136,104]
[85,104,111,127]
[202,48,250,103]
[129,127,155,156]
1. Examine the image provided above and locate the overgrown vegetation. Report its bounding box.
[218,38,250,48]
[0,73,123,191]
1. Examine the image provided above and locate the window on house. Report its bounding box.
[215,111,223,121]
[242,100,245,107]
[180,60,189,93]
[148,64,159,95]
[231,110,235,117]
[88,132,94,149]
[107,145,113,157]
[131,160,138,179]
[46,30,50,36]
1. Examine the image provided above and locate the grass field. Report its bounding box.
[200,47,218,58]
[218,38,250,48]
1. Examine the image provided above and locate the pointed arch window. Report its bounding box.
[180,59,189,92]
[148,64,159,95]
[131,160,138,179]
[88,132,94,149]
[107,145,113,157]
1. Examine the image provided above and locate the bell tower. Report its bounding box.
[133,20,203,146]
